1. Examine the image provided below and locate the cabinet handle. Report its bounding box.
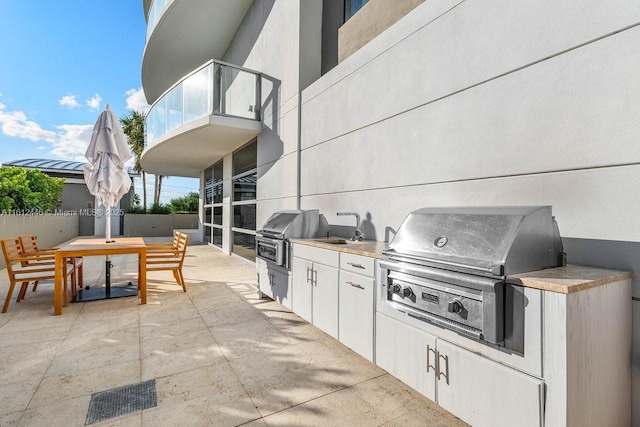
[346,281,364,290]
[270,273,275,287]
[313,269,318,286]
[426,345,437,374]
[306,267,311,283]
[347,262,365,269]
[438,353,449,385]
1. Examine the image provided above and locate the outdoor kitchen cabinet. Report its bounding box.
[338,253,376,362]
[291,245,340,338]
[375,313,543,427]
[256,258,292,309]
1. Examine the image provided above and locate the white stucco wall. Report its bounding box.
[301,0,640,243]
[222,0,323,229]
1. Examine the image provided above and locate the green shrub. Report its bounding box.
[168,192,199,214]
[0,167,64,212]
[126,206,147,214]
[148,203,171,214]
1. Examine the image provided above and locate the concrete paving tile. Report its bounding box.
[141,385,260,427]
[350,374,468,426]
[0,411,22,427]
[197,301,265,327]
[277,321,332,344]
[228,339,325,386]
[91,412,142,427]
[236,419,267,427]
[184,282,237,298]
[190,292,243,311]
[0,305,78,333]
[260,386,386,426]
[141,340,225,381]
[29,360,141,408]
[138,300,201,325]
[68,307,139,337]
[0,341,60,386]
[0,378,42,416]
[47,328,140,376]
[140,322,212,358]
[208,317,293,360]
[0,326,70,347]
[154,364,242,405]
[18,395,91,427]
[242,366,348,418]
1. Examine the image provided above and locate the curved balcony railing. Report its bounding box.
[146,0,174,42]
[145,60,261,146]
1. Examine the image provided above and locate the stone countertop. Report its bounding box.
[290,238,387,259]
[507,264,633,294]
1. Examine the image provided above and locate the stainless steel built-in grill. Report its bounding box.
[256,209,325,269]
[380,206,565,350]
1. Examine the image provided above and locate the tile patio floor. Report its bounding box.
[0,237,467,426]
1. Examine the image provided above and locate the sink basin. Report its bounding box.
[315,238,348,245]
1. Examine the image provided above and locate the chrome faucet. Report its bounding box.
[337,212,365,241]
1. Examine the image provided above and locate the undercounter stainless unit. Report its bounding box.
[379,206,565,350]
[256,209,323,269]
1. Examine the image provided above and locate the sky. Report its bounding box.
[0,1,199,205]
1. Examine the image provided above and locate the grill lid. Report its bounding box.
[385,206,564,278]
[258,209,321,239]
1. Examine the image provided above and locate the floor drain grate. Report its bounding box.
[86,379,157,425]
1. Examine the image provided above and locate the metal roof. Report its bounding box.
[2,158,139,176]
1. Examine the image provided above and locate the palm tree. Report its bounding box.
[120,111,147,208]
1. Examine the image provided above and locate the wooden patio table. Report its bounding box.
[54,237,147,315]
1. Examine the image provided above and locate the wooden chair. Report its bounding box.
[19,235,84,298]
[146,232,189,292]
[1,237,78,313]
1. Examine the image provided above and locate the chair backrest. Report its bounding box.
[19,235,39,253]
[172,231,181,248]
[176,233,189,259]
[1,237,23,275]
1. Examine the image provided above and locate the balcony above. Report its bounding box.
[142,0,254,104]
[141,60,262,178]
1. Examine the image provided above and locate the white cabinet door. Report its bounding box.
[257,258,271,299]
[312,262,339,338]
[375,313,437,401]
[257,258,291,309]
[339,270,375,361]
[291,257,313,323]
[436,339,544,427]
[269,265,292,309]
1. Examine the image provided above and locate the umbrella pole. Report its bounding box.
[105,204,112,296]
[105,255,111,297]
[105,204,111,243]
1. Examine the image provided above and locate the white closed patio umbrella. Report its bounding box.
[84,104,132,243]
[82,104,134,300]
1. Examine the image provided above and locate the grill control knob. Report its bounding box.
[448,299,464,314]
[401,287,414,298]
[391,284,402,294]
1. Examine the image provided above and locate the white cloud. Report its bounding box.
[125,88,151,114]
[52,124,93,160]
[86,94,102,111]
[0,102,90,160]
[59,95,81,108]
[0,102,57,143]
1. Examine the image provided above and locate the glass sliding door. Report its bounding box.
[231,140,257,262]
[203,160,223,248]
